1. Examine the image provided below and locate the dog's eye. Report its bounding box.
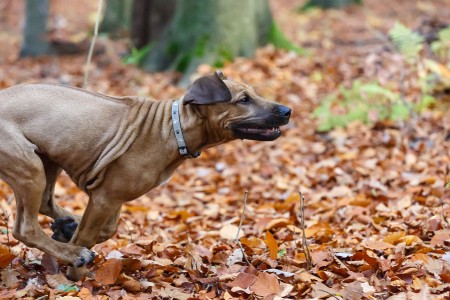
[239,96,252,103]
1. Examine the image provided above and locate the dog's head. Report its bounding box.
[183,71,291,142]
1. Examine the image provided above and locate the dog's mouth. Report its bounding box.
[231,122,285,141]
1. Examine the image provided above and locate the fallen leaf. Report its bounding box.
[0,269,20,288]
[264,231,279,261]
[0,244,15,269]
[311,282,339,298]
[159,285,192,300]
[311,250,332,268]
[95,258,123,285]
[241,237,265,250]
[227,249,243,266]
[228,272,257,289]
[430,229,450,246]
[365,239,395,250]
[0,289,16,299]
[386,292,407,300]
[77,287,93,300]
[220,224,244,240]
[250,272,281,297]
[384,231,406,244]
[45,273,74,289]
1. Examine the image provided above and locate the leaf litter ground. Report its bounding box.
[1,0,450,299]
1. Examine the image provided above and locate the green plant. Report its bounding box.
[313,22,446,132]
[123,44,152,66]
[431,27,450,62]
[388,22,424,62]
[269,22,308,55]
[313,80,410,131]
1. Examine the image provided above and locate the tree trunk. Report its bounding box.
[100,0,133,37]
[130,0,177,49]
[20,0,51,57]
[142,0,273,77]
[303,0,362,9]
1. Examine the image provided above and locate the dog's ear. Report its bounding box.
[183,71,232,105]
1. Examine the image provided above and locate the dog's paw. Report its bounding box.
[51,216,78,242]
[74,248,96,268]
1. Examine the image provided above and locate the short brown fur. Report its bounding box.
[0,71,290,279]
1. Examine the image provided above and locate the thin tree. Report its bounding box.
[141,0,273,78]
[20,0,51,57]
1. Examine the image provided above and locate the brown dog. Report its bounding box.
[0,71,290,279]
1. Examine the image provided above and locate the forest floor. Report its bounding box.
[1,0,450,299]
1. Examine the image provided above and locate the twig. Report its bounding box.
[318,289,342,300]
[236,189,250,265]
[299,189,312,270]
[236,141,252,265]
[328,249,350,271]
[83,0,104,88]
[441,167,450,226]
[186,227,199,271]
[120,217,134,243]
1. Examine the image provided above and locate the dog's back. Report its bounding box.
[0,84,151,188]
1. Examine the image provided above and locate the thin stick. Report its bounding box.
[83,0,104,88]
[236,189,250,265]
[299,190,312,270]
[318,289,341,300]
[185,225,199,271]
[120,217,134,243]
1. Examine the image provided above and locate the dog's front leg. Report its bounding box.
[66,190,123,280]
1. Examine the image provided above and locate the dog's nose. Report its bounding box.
[278,105,291,117]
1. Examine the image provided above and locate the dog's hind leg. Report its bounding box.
[50,206,121,244]
[0,132,95,267]
[37,156,82,243]
[39,156,78,220]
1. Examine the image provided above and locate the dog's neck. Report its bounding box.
[171,100,208,158]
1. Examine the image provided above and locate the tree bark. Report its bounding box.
[20,0,51,57]
[141,0,272,77]
[130,0,177,49]
[100,0,133,37]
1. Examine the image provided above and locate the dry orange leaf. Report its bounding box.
[365,239,394,250]
[411,253,430,263]
[95,258,123,285]
[241,237,265,250]
[264,218,291,231]
[0,244,15,269]
[430,229,450,247]
[304,222,333,238]
[264,231,279,260]
[311,250,332,268]
[349,194,372,207]
[228,272,257,289]
[250,272,281,297]
[220,224,244,240]
[384,231,406,244]
[77,287,93,300]
[399,235,423,246]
